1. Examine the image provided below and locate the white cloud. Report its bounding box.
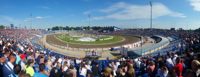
[99,2,127,13]
[189,0,200,12]
[24,16,50,22]
[23,18,33,22]
[35,16,44,19]
[92,16,105,20]
[93,2,186,20]
[83,11,91,15]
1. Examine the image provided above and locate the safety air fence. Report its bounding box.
[131,35,170,56]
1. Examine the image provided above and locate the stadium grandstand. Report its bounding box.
[1,0,200,77]
[0,27,200,77]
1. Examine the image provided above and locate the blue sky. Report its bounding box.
[0,0,200,29]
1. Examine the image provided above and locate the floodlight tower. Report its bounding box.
[150,1,152,30]
[30,13,33,29]
[88,14,91,27]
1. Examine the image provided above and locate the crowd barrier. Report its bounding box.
[125,35,171,57]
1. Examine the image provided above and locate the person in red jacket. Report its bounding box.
[174,57,183,77]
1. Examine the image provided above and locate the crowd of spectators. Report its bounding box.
[0,29,199,77]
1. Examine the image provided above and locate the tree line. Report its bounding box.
[49,26,117,32]
[0,25,5,29]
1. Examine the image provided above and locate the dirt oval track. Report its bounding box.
[46,34,140,48]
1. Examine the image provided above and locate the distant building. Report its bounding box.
[170,28,175,31]
[178,28,184,31]
[114,26,121,31]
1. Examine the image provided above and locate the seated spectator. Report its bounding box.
[49,67,62,77]
[156,65,169,77]
[34,63,48,77]
[191,60,200,77]
[102,67,113,77]
[18,71,31,77]
[184,69,196,77]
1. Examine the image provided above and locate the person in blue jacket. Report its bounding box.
[3,53,16,77]
[0,53,6,76]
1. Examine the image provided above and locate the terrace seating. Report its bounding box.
[0,29,200,77]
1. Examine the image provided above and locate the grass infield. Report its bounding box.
[46,33,140,48]
[55,34,124,45]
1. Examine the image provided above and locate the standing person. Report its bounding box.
[0,53,6,76]
[147,61,156,77]
[80,63,87,77]
[3,53,16,77]
[70,65,77,77]
[126,64,135,77]
[174,57,183,77]
[14,64,22,77]
[166,56,174,70]
[92,63,100,77]
[34,63,48,77]
[25,59,35,77]
[191,60,200,77]
[64,65,77,77]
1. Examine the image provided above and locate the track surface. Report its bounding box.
[46,34,140,48]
